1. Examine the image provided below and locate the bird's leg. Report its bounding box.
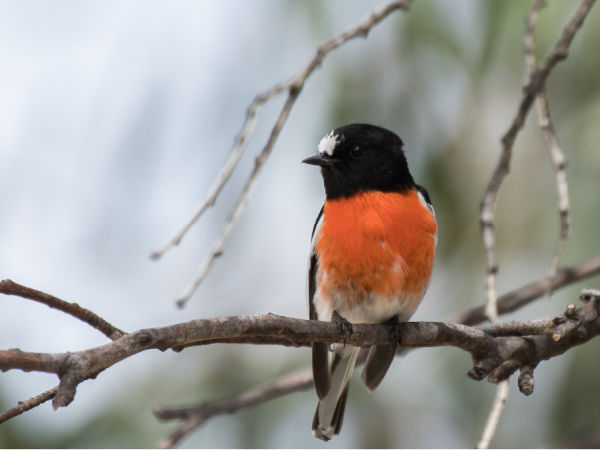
[332,310,353,347]
[386,316,403,345]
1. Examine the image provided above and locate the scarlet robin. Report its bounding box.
[303,123,437,441]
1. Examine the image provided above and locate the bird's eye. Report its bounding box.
[351,145,364,159]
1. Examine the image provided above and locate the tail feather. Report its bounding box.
[361,343,399,392]
[312,342,330,400]
[332,383,350,435]
[312,346,360,441]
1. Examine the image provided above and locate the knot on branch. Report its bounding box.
[467,298,600,393]
[518,366,535,395]
[54,353,89,409]
[580,288,600,305]
[135,330,155,347]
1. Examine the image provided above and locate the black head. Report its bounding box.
[303,123,415,199]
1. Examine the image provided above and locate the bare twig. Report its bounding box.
[477,380,510,449]
[173,0,414,307]
[0,386,58,424]
[525,0,572,282]
[479,0,595,323]
[154,369,313,448]
[476,2,595,446]
[455,255,600,326]
[176,91,300,307]
[0,279,125,341]
[150,82,289,260]
[0,279,127,423]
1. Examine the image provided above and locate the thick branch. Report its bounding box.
[2,260,599,424]
[2,297,599,413]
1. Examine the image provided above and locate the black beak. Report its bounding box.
[302,154,341,167]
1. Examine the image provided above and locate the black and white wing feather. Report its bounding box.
[308,206,330,400]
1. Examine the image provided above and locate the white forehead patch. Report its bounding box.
[317,130,341,156]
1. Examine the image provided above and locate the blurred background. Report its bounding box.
[1,0,599,447]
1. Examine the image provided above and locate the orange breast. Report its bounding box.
[315,190,437,305]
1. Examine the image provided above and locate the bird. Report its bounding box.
[302,123,437,441]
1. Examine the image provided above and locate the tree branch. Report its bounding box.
[154,369,314,448]
[479,0,595,323]
[476,4,595,443]
[1,258,595,431]
[154,254,600,447]
[454,255,600,326]
[0,386,58,424]
[0,279,125,341]
[153,0,415,307]
[2,292,599,415]
[525,0,572,281]
[0,279,127,423]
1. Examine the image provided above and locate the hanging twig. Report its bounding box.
[477,380,510,449]
[524,0,572,283]
[476,1,595,447]
[166,0,415,307]
[480,0,595,323]
[150,82,289,261]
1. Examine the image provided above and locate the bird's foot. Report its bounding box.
[332,310,353,346]
[386,316,403,344]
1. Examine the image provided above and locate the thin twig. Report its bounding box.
[0,280,126,423]
[478,308,510,449]
[176,91,300,307]
[524,0,572,283]
[155,369,313,448]
[174,0,414,307]
[0,386,58,424]
[155,369,313,421]
[0,279,125,340]
[156,415,205,449]
[0,280,125,423]
[476,2,595,446]
[455,255,600,326]
[541,94,570,278]
[477,380,510,449]
[479,0,596,323]
[150,82,290,260]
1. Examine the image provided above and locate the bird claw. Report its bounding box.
[332,311,353,346]
[386,316,402,344]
